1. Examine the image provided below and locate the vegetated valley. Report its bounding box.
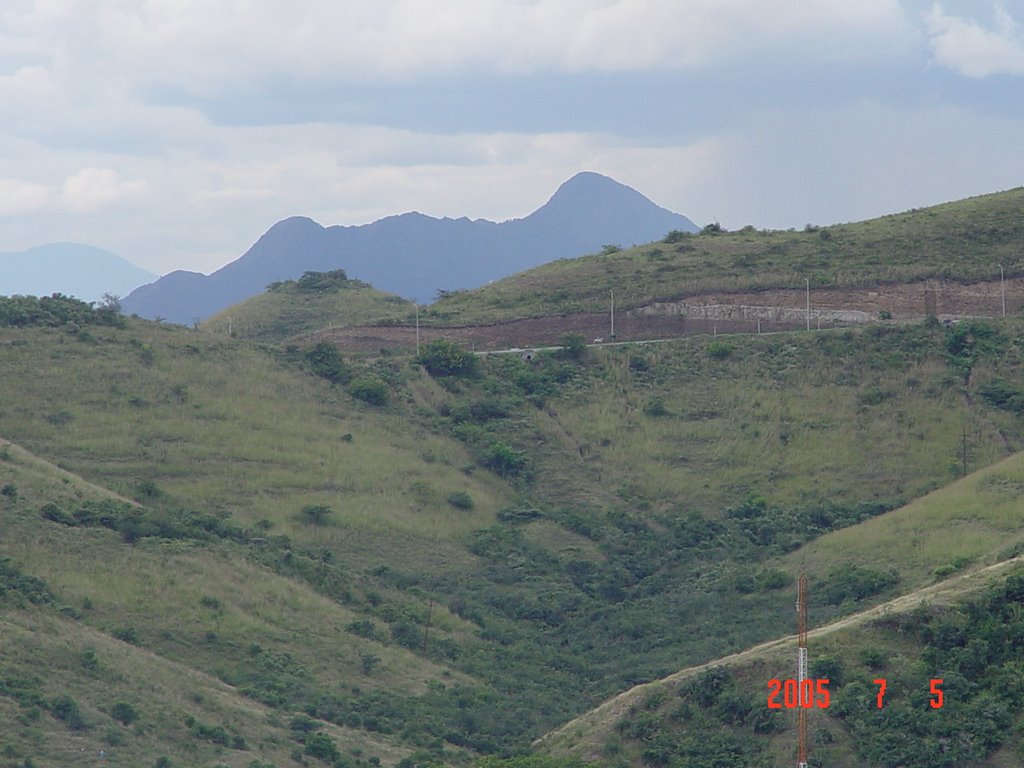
[2,191,1024,768]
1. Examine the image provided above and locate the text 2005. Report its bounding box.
[767,679,944,709]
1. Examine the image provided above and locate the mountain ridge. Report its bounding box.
[122,172,697,323]
[0,243,156,303]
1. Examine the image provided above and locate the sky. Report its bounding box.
[1,0,1023,277]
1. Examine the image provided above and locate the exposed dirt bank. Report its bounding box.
[300,277,1021,353]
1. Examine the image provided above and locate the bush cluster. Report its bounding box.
[0,294,123,328]
[832,572,1024,767]
[416,340,478,378]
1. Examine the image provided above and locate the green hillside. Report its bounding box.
[2,289,1024,765]
[203,270,413,342]
[421,187,1024,324]
[538,448,1024,751]
[538,553,1024,768]
[0,437,424,767]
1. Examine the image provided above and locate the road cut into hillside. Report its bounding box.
[299,276,1022,353]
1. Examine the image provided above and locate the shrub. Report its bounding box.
[558,333,587,360]
[821,565,898,605]
[945,320,1003,376]
[391,621,423,650]
[978,378,1024,412]
[51,695,87,731]
[199,595,222,611]
[361,653,382,675]
[300,505,333,526]
[135,479,162,500]
[416,340,477,378]
[706,341,733,359]
[857,387,892,407]
[347,619,378,639]
[112,626,139,644]
[447,491,474,510]
[0,483,16,499]
[810,655,844,687]
[628,355,650,372]
[0,558,53,605]
[111,701,138,725]
[0,294,123,328]
[756,568,792,591]
[290,714,320,733]
[347,375,389,406]
[643,398,669,417]
[40,502,74,525]
[304,732,342,763]
[297,270,348,292]
[482,442,528,478]
[305,342,348,384]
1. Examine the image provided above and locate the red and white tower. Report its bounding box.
[796,573,808,768]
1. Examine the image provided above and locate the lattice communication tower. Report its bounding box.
[797,573,808,768]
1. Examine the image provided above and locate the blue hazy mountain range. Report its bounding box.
[0,243,157,304]
[122,172,697,324]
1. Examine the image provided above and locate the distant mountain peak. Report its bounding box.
[0,243,156,303]
[548,171,632,201]
[539,171,673,217]
[262,216,324,237]
[123,173,697,322]
[557,170,622,189]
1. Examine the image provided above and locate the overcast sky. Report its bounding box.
[2,0,1023,276]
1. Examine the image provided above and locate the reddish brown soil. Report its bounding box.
[300,278,1022,353]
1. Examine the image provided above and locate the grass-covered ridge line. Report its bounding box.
[421,187,1024,324]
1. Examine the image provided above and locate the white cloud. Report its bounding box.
[59,167,148,213]
[0,64,55,98]
[0,178,50,216]
[1,0,914,97]
[924,3,1024,77]
[0,0,1018,283]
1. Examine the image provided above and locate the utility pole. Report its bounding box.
[999,264,1006,318]
[610,289,616,340]
[805,278,810,332]
[797,574,808,768]
[415,304,420,355]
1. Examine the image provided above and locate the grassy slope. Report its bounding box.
[203,276,412,342]
[430,319,1024,690]
[538,554,1024,767]
[784,449,1024,587]
[0,323,505,542]
[0,436,424,768]
[523,324,1012,513]
[537,451,1024,767]
[3,310,1024,765]
[0,321,512,767]
[423,187,1024,324]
